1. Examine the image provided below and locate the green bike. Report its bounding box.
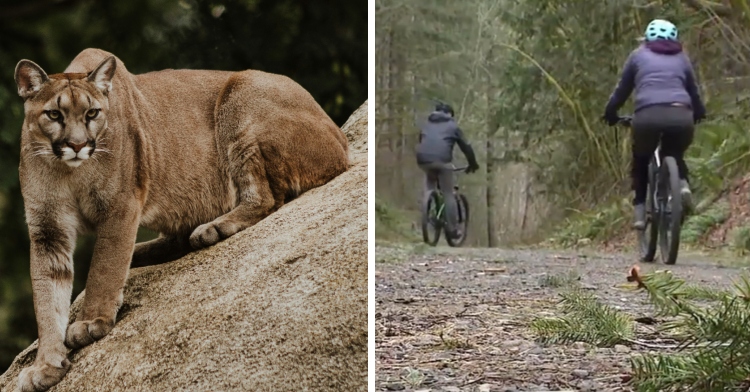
[421,166,470,247]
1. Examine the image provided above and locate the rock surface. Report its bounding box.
[0,101,369,392]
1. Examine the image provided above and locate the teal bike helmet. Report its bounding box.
[644,19,678,42]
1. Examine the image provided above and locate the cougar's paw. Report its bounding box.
[189,220,242,250]
[17,358,71,392]
[64,317,114,350]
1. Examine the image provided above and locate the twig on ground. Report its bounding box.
[623,338,731,350]
[424,308,485,328]
[460,376,485,386]
[622,338,680,349]
[594,374,631,382]
[377,319,415,337]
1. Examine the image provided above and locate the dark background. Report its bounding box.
[0,0,367,372]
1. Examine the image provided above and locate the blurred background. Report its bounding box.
[376,0,750,250]
[0,0,366,372]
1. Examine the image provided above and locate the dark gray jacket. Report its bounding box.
[605,40,705,118]
[416,111,477,166]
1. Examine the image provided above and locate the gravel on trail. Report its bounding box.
[375,243,748,392]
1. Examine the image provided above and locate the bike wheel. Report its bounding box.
[638,161,659,262]
[421,190,442,246]
[658,157,682,265]
[446,193,470,247]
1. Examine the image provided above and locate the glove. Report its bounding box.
[601,111,619,127]
[466,162,479,174]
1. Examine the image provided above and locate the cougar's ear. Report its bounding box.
[87,56,117,95]
[15,60,49,100]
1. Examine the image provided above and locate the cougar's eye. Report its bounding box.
[45,110,62,120]
[86,109,100,119]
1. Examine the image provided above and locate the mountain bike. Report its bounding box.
[617,115,684,265]
[421,166,470,247]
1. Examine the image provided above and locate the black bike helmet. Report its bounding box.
[435,103,455,117]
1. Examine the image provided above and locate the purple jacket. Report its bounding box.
[605,40,705,118]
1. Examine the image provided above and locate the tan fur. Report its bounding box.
[12,48,348,392]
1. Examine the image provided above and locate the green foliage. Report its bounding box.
[379,0,750,246]
[685,120,750,196]
[547,198,630,247]
[550,115,750,246]
[537,270,581,288]
[531,289,635,346]
[375,195,419,242]
[630,271,750,391]
[532,269,750,391]
[681,201,730,244]
[730,226,750,254]
[498,0,750,228]
[401,368,426,388]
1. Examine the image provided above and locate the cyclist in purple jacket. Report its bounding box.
[603,19,706,230]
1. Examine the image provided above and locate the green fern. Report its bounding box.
[531,288,634,346]
[681,202,729,244]
[531,270,750,391]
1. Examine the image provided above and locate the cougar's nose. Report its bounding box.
[66,141,88,153]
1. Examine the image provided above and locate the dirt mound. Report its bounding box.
[0,101,369,392]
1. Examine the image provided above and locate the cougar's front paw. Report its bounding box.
[190,221,242,249]
[17,358,71,392]
[64,317,114,350]
[189,222,220,249]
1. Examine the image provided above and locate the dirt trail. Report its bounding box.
[375,243,748,392]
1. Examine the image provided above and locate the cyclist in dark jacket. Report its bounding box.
[603,19,706,230]
[416,103,479,239]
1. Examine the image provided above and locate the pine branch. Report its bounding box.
[531,288,635,347]
[531,266,750,390]
[627,265,750,390]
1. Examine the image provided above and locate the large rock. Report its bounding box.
[0,101,369,392]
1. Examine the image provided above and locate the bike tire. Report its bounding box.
[421,190,442,246]
[639,161,659,262]
[446,193,470,247]
[659,156,682,265]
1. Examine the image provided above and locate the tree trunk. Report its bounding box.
[485,53,498,248]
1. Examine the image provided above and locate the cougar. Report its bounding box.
[12,48,348,391]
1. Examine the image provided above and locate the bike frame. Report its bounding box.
[435,191,446,220]
[432,166,467,222]
[650,144,665,212]
[617,114,684,264]
[649,138,682,217]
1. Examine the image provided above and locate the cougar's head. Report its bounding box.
[14,56,116,168]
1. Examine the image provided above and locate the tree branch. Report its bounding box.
[682,0,733,16]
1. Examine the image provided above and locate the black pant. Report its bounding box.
[631,104,694,205]
[418,162,458,233]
